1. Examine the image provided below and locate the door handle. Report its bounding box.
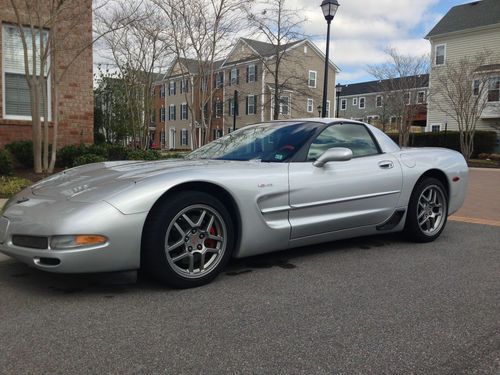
[378,160,394,169]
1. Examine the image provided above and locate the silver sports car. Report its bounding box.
[0,119,468,288]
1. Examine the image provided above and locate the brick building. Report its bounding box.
[0,0,93,148]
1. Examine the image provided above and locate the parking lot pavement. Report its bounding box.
[0,221,498,374]
[451,168,500,226]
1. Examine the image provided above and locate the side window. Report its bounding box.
[307,124,379,161]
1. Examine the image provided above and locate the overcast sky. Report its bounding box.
[298,0,472,84]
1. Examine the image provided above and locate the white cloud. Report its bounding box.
[290,0,439,82]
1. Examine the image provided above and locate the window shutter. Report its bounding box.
[174,105,177,120]
[254,95,258,113]
[221,72,224,86]
[237,69,240,85]
[186,80,189,93]
[246,96,249,115]
[246,66,249,83]
[255,65,258,82]
[174,82,177,95]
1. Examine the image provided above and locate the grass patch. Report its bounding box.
[0,176,33,198]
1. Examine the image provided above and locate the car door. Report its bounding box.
[288,123,402,239]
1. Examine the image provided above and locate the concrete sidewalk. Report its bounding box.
[450,168,500,227]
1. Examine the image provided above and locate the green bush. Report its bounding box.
[5,140,34,168]
[125,149,160,161]
[107,144,130,161]
[0,149,13,176]
[388,131,497,157]
[56,144,88,168]
[0,176,32,198]
[73,154,107,167]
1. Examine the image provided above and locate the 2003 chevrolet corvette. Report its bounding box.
[0,119,468,288]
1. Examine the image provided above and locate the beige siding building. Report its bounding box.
[152,37,339,149]
[426,0,500,142]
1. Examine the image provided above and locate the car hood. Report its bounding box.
[30,159,228,202]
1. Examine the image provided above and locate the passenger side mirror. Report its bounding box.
[313,147,353,167]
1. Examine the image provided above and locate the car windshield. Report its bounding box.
[186,122,319,162]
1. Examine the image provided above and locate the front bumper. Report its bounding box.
[0,195,147,273]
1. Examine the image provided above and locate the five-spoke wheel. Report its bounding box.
[142,191,234,288]
[405,177,448,242]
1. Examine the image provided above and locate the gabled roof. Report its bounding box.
[241,38,304,57]
[162,57,225,80]
[338,74,429,97]
[426,0,500,39]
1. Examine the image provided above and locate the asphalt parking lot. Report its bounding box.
[0,222,499,374]
[1,168,499,374]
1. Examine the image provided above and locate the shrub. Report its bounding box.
[0,176,32,198]
[388,131,497,157]
[57,144,88,168]
[0,149,13,176]
[161,152,187,159]
[73,154,107,167]
[107,144,129,161]
[5,140,34,168]
[489,153,500,161]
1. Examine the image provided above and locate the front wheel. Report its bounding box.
[404,177,448,243]
[142,191,234,288]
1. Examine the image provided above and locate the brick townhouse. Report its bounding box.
[152,38,339,150]
[0,0,93,148]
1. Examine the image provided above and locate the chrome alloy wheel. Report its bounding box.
[165,204,227,278]
[417,185,447,236]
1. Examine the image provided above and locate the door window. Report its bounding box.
[307,124,379,161]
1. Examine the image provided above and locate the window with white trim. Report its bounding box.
[376,95,382,107]
[2,24,50,119]
[307,98,314,113]
[435,44,446,66]
[169,104,176,120]
[169,81,176,95]
[488,76,500,102]
[308,71,317,88]
[230,68,238,85]
[246,95,256,115]
[340,99,347,110]
[160,107,165,122]
[181,129,189,146]
[180,103,188,120]
[279,96,290,115]
[159,85,165,98]
[417,91,425,104]
[215,98,223,118]
[403,92,410,105]
[353,98,358,106]
[431,124,441,133]
[359,97,365,109]
[248,64,256,82]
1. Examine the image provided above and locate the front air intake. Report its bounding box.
[12,235,49,249]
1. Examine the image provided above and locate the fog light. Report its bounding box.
[50,235,107,249]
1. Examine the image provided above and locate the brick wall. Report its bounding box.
[0,0,93,148]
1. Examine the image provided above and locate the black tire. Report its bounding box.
[404,177,448,243]
[142,191,235,288]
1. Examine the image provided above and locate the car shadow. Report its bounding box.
[0,232,404,296]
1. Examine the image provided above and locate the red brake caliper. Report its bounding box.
[204,226,217,249]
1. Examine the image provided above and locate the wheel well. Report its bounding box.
[417,169,450,198]
[143,181,242,253]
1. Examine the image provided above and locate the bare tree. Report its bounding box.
[430,51,498,160]
[154,0,251,147]
[96,0,171,149]
[367,48,429,146]
[247,0,308,120]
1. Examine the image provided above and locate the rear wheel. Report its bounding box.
[404,177,448,243]
[142,191,234,288]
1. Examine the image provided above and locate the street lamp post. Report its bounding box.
[320,0,339,118]
[335,84,342,118]
[317,105,322,117]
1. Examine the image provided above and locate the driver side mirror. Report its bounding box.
[313,147,353,167]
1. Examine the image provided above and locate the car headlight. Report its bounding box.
[50,235,108,250]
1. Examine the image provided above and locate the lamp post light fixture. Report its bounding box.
[317,105,323,117]
[335,84,342,118]
[320,0,339,118]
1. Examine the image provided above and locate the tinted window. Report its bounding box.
[307,124,379,160]
[187,122,319,162]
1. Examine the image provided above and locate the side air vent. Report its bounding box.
[12,235,49,249]
[377,210,406,231]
